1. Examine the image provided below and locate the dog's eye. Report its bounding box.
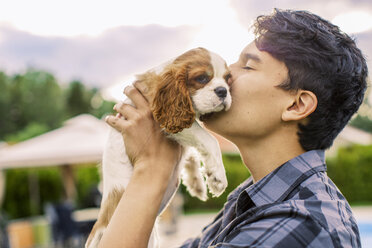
[195,74,210,84]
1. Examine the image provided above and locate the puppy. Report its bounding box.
[86,47,232,248]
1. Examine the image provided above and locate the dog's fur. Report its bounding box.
[86,48,232,248]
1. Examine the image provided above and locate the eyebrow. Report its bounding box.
[244,53,262,63]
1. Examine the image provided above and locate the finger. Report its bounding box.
[114,102,138,120]
[105,115,129,132]
[124,85,149,110]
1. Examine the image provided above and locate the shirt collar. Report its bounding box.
[235,150,326,213]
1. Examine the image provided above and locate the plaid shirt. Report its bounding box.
[180,150,360,248]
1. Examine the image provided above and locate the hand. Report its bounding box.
[105,85,181,177]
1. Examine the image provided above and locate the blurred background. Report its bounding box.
[0,0,371,247]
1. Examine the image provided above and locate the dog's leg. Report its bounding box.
[85,188,125,248]
[180,147,208,201]
[170,122,227,197]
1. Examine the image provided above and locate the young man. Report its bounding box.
[102,9,368,248]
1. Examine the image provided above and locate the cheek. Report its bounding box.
[223,83,283,128]
[204,76,286,136]
[241,88,284,120]
[232,73,282,109]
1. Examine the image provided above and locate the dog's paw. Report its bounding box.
[181,149,208,201]
[205,171,228,197]
[203,157,228,197]
[184,175,208,201]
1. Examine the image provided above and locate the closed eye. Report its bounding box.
[242,66,253,70]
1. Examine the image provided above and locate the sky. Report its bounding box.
[0,0,372,102]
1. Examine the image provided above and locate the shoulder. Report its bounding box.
[216,170,361,248]
[217,201,359,247]
[289,171,359,235]
[294,173,361,247]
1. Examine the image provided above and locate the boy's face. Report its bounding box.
[204,41,293,143]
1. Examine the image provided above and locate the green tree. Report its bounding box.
[3,167,64,219]
[64,81,115,119]
[4,122,50,143]
[65,81,92,117]
[350,78,372,133]
[90,92,115,119]
[350,114,372,133]
[0,70,115,141]
[0,72,12,139]
[327,145,372,204]
[8,70,64,131]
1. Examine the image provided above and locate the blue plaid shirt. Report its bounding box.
[180,150,360,248]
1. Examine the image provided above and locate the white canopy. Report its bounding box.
[0,114,109,169]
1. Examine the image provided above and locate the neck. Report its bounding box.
[230,128,305,183]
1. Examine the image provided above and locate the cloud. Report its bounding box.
[1,0,371,92]
[0,24,197,87]
[230,0,372,28]
[0,0,230,37]
[355,31,372,68]
[229,0,372,64]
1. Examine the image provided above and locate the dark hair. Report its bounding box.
[253,9,368,150]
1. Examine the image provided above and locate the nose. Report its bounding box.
[228,62,237,71]
[214,87,227,99]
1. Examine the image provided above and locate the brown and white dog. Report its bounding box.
[86,47,232,248]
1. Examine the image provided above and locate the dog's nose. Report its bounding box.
[214,87,227,99]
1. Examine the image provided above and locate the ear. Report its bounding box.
[282,90,317,122]
[151,66,196,133]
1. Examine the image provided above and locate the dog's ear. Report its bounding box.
[152,66,195,133]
